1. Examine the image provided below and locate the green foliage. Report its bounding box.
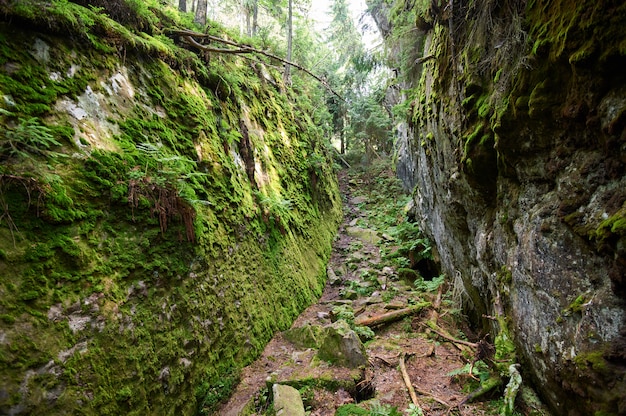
[405,403,424,416]
[0,114,62,160]
[196,366,240,415]
[0,1,345,415]
[369,401,403,416]
[331,304,375,341]
[448,360,492,391]
[336,403,370,416]
[414,274,445,293]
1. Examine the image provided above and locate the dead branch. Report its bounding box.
[355,302,430,328]
[459,375,502,405]
[399,354,422,411]
[425,321,477,350]
[412,385,451,408]
[168,29,345,101]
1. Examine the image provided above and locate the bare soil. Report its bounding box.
[218,166,502,416]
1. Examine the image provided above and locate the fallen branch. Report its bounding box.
[459,375,502,405]
[412,385,451,408]
[167,29,345,101]
[355,302,430,328]
[399,354,422,411]
[425,321,477,349]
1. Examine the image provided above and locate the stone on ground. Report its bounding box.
[317,320,368,368]
[272,384,305,416]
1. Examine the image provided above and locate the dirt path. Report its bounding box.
[218,164,501,415]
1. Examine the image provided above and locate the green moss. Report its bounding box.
[336,404,370,415]
[574,350,609,373]
[0,2,343,414]
[497,266,513,285]
[527,0,626,62]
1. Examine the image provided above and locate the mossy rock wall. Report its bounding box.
[374,0,626,414]
[0,4,341,415]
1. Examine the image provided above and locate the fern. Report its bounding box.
[0,116,62,160]
[414,274,445,293]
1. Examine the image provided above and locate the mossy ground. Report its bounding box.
[0,2,341,415]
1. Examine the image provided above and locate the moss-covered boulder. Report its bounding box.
[317,321,368,368]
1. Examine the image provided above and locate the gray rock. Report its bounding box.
[327,266,342,286]
[317,321,368,368]
[379,2,626,413]
[340,289,358,300]
[346,226,381,244]
[272,384,305,416]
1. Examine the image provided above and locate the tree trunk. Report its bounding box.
[252,0,258,36]
[178,0,186,13]
[194,0,207,26]
[341,112,347,154]
[283,0,293,83]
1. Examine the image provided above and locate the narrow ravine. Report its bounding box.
[218,160,548,416]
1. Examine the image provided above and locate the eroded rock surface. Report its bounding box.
[372,0,626,414]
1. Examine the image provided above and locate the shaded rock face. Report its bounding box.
[372,0,626,414]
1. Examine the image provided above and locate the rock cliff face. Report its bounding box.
[372,0,626,414]
[0,3,340,415]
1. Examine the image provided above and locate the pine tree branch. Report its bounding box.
[168,29,345,101]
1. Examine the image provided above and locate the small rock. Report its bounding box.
[364,296,384,305]
[327,267,342,286]
[273,384,305,416]
[350,196,367,205]
[317,311,330,320]
[346,226,381,244]
[382,266,395,276]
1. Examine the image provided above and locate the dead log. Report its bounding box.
[355,302,430,328]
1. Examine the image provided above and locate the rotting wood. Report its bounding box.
[167,29,345,101]
[399,354,422,412]
[355,302,430,327]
